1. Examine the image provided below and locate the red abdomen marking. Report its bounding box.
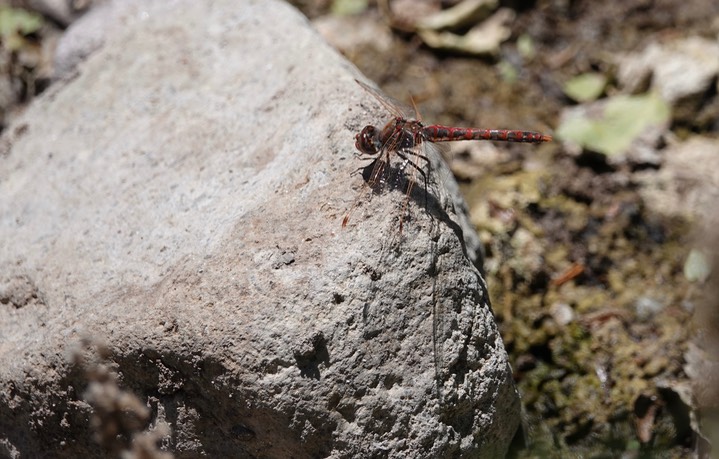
[423,125,552,144]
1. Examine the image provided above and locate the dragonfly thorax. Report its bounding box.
[355,117,424,158]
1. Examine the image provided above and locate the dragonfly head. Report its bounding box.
[355,125,380,156]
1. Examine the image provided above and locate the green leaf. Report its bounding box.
[517,34,535,59]
[0,6,43,51]
[563,73,606,102]
[0,6,42,35]
[556,92,671,156]
[684,249,711,283]
[497,60,517,83]
[331,0,368,16]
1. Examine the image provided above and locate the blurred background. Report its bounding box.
[2,0,718,456]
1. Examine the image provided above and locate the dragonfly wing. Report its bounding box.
[355,79,414,120]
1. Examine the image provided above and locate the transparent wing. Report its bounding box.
[355,79,415,120]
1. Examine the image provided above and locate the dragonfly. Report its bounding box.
[342,79,552,230]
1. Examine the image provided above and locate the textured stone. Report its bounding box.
[0,0,519,457]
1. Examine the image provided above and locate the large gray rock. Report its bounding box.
[0,0,519,457]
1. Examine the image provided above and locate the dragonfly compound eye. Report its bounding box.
[355,125,379,155]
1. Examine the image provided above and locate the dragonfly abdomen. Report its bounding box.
[422,125,552,143]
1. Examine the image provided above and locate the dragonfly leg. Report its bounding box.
[396,150,430,211]
[349,157,378,177]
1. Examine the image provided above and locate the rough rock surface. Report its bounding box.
[0,0,519,457]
